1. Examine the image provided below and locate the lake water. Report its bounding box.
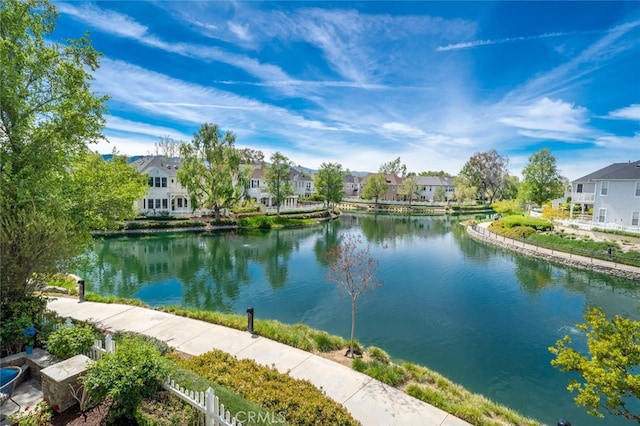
[78,214,640,425]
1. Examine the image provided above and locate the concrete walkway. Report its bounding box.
[468,221,640,280]
[46,297,470,426]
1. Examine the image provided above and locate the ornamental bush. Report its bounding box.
[82,338,169,423]
[501,215,552,231]
[45,322,96,360]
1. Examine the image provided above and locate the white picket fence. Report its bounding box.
[163,378,243,426]
[49,317,240,426]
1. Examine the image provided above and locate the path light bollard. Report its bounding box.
[557,420,571,426]
[78,279,85,303]
[247,307,254,334]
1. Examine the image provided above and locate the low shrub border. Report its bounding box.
[169,350,359,426]
[74,295,542,425]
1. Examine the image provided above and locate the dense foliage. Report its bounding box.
[46,323,97,360]
[0,0,146,316]
[362,173,388,207]
[458,149,509,204]
[315,162,346,209]
[550,307,640,422]
[83,338,170,423]
[170,350,360,425]
[519,148,565,206]
[265,151,294,216]
[177,123,250,220]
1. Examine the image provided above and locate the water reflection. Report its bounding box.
[78,214,640,426]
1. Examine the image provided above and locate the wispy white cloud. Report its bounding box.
[437,31,571,51]
[497,97,591,141]
[594,132,640,148]
[501,19,640,104]
[606,104,640,121]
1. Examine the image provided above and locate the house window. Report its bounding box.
[178,198,183,208]
[636,182,640,197]
[632,211,639,227]
[155,177,161,187]
[162,199,168,209]
[161,177,167,187]
[155,199,161,209]
[143,199,146,209]
[148,177,153,187]
[598,208,606,223]
[600,181,608,196]
[576,183,583,193]
[184,199,188,208]
[148,198,154,209]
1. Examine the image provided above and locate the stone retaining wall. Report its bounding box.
[466,225,640,281]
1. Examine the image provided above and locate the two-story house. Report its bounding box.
[415,176,456,201]
[570,160,640,231]
[248,164,300,209]
[133,156,192,216]
[343,174,361,198]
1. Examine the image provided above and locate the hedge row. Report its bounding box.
[169,350,359,426]
[500,215,553,231]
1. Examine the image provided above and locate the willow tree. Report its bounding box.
[177,123,250,221]
[265,151,294,216]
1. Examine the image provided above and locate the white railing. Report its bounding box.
[163,378,242,426]
[571,192,595,203]
[265,203,325,213]
[556,219,640,235]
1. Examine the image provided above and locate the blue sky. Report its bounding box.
[52,1,640,180]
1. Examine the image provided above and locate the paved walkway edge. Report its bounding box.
[467,222,640,281]
[47,297,471,426]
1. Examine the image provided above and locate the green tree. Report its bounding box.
[177,123,250,221]
[0,0,111,307]
[454,177,477,204]
[458,149,509,204]
[265,151,294,216]
[399,174,420,206]
[326,233,382,358]
[315,162,345,211]
[68,152,148,230]
[433,186,446,202]
[497,174,521,201]
[379,157,407,178]
[362,174,388,208]
[519,148,565,206]
[549,307,640,422]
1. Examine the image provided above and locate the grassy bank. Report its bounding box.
[487,217,640,267]
[71,294,540,426]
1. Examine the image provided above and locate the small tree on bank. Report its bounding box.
[326,233,382,358]
[315,162,345,211]
[265,151,294,216]
[549,307,640,422]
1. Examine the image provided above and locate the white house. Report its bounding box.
[415,176,456,201]
[571,160,640,231]
[133,156,193,216]
[247,164,299,209]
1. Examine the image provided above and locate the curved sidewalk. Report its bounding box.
[47,297,470,426]
[468,222,640,280]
